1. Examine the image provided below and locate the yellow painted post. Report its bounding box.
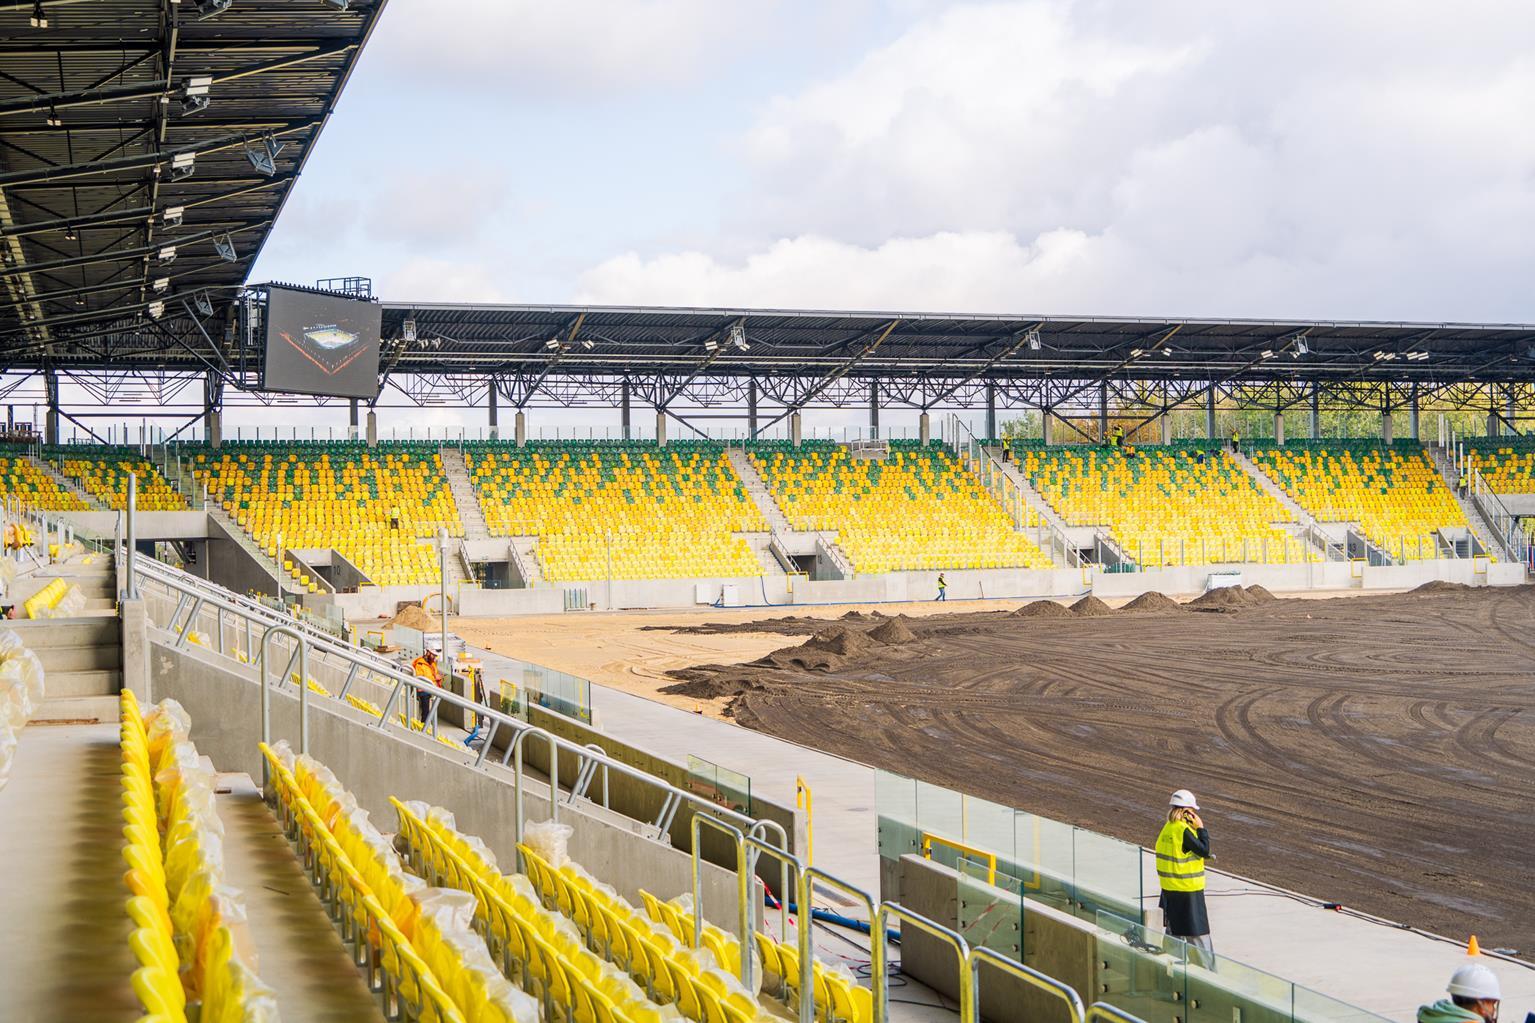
[795,775,814,867]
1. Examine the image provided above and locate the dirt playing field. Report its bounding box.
[639,584,1535,954]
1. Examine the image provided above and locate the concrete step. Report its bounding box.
[47,668,122,699]
[440,446,491,542]
[30,643,121,674]
[32,695,118,722]
[4,617,119,648]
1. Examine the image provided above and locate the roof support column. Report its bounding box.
[1042,407,1054,447]
[919,411,931,447]
[1383,401,1395,444]
[204,372,224,450]
[655,409,667,448]
[1205,386,1216,440]
[487,379,499,440]
[515,410,526,448]
[1310,384,1321,439]
[1098,380,1109,443]
[869,380,879,439]
[1410,382,1420,440]
[349,398,360,439]
[366,409,377,448]
[985,381,997,440]
[621,381,632,441]
[746,379,757,440]
[1273,412,1285,447]
[791,411,802,449]
[1505,383,1516,436]
[44,368,59,447]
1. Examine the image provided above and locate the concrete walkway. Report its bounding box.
[215,776,384,1023]
[0,723,141,1023]
[558,673,1535,1023]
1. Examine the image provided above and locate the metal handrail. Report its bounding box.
[258,625,310,787]
[873,903,972,1023]
[969,945,1085,1023]
[131,552,772,857]
[690,816,756,990]
[947,414,1081,568]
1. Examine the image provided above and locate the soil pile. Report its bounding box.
[869,617,918,645]
[1120,591,1182,613]
[1012,600,1072,619]
[1244,584,1278,602]
[1070,595,1113,616]
[805,625,873,656]
[388,604,439,631]
[1413,580,1472,595]
[1187,585,1280,610]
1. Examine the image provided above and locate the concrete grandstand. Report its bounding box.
[2,2,1534,1023]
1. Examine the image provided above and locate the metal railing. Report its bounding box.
[126,547,774,859]
[945,413,1082,568]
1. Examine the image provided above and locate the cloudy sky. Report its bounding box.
[254,0,1535,325]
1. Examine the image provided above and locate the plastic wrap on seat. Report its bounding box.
[414,887,540,1023]
[522,818,573,868]
[0,719,16,792]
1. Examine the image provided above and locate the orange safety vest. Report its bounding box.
[411,655,442,687]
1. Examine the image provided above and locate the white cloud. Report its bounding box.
[368,0,793,95]
[379,257,514,305]
[365,166,510,247]
[584,0,1535,322]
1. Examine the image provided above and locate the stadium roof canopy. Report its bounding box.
[0,0,386,362]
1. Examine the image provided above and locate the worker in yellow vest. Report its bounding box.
[410,648,443,726]
[1156,789,1213,965]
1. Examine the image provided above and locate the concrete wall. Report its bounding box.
[146,632,746,926]
[205,514,281,599]
[1493,493,1535,515]
[58,509,207,541]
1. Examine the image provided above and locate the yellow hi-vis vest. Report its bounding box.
[1155,820,1205,892]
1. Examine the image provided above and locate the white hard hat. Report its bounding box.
[1169,789,1199,809]
[1447,964,1501,1001]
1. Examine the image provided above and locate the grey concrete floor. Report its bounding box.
[0,722,141,1023]
[214,776,384,1023]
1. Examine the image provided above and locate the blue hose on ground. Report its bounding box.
[766,893,901,943]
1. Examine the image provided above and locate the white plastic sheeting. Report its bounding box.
[0,627,46,792]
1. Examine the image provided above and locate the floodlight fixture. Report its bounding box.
[729,323,749,351]
[1130,348,1144,358]
[212,232,237,262]
[1025,328,1042,351]
[1406,350,1429,362]
[243,134,284,176]
[45,105,60,127]
[195,0,233,19]
[180,93,210,116]
[157,245,177,265]
[402,317,417,343]
[169,151,195,179]
[1261,349,1274,360]
[147,300,165,320]
[162,206,184,228]
[580,337,595,350]
[1294,336,1309,356]
[152,277,170,293]
[1161,347,1172,356]
[179,76,211,116]
[703,336,719,352]
[194,291,214,317]
[321,0,351,8]
[62,224,76,242]
[544,337,561,351]
[30,1,46,28]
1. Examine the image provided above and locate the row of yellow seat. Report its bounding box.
[121,691,276,1023]
[0,455,87,511]
[1248,445,1468,558]
[1464,445,1535,492]
[263,742,538,1022]
[194,447,462,586]
[395,799,698,1023]
[54,450,188,510]
[467,446,766,581]
[1018,446,1306,565]
[750,444,1053,573]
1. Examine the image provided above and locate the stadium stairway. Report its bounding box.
[205,504,304,598]
[1230,450,1336,559]
[728,446,857,575]
[981,446,1076,537]
[1426,445,1513,561]
[33,455,109,510]
[441,445,491,541]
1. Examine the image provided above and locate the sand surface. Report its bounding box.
[653,584,1535,953]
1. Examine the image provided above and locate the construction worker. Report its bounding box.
[1110,424,1125,448]
[936,571,947,601]
[410,648,443,726]
[1000,436,1012,462]
[1418,964,1502,1023]
[1230,430,1241,455]
[389,504,402,531]
[1156,789,1213,965]
[1457,465,1469,497]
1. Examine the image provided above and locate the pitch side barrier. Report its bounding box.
[689,811,1139,1023]
[126,550,779,862]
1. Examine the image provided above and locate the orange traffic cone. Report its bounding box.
[1467,935,1481,956]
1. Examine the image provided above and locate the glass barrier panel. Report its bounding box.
[957,859,1023,959]
[1293,984,1394,1023]
[875,771,920,862]
[1013,810,1077,917]
[915,777,965,842]
[964,792,1017,866]
[1073,825,1144,923]
[1094,910,1187,1023]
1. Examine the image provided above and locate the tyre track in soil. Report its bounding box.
[660,586,1535,951]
